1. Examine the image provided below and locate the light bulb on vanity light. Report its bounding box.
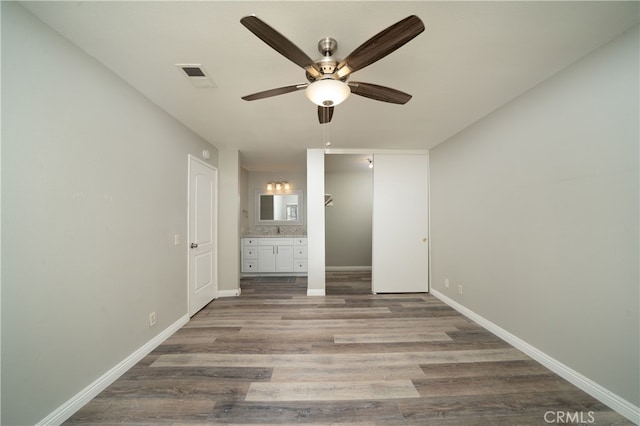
[368,158,373,169]
[283,182,290,190]
[275,182,282,191]
[266,183,273,191]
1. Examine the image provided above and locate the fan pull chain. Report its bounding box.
[323,124,328,147]
[322,123,332,148]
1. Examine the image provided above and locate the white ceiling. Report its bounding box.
[22,1,639,172]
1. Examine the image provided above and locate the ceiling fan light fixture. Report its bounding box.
[305,79,351,107]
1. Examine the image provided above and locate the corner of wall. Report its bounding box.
[217,147,241,293]
[306,149,326,293]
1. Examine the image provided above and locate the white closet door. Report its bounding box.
[372,154,429,293]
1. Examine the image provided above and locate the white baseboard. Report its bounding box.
[325,266,372,272]
[241,273,307,278]
[430,289,640,425]
[307,289,326,296]
[37,314,190,426]
[218,288,241,298]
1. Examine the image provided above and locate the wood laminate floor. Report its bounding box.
[65,272,632,425]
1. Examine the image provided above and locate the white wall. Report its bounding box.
[217,147,240,293]
[325,170,372,268]
[306,149,325,295]
[239,166,249,233]
[1,3,218,424]
[430,25,639,410]
[0,3,3,417]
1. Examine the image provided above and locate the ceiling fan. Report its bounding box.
[240,15,425,124]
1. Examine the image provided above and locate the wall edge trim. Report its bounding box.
[325,266,372,272]
[218,288,241,298]
[36,314,190,426]
[431,289,640,424]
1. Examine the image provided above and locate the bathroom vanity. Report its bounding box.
[242,237,308,275]
[242,187,307,276]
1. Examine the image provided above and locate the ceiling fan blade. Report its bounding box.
[348,82,412,104]
[241,16,322,79]
[318,106,334,124]
[242,84,307,101]
[336,15,424,79]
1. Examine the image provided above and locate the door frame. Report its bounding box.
[187,154,218,316]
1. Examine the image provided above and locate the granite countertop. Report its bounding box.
[242,226,306,238]
[242,234,307,238]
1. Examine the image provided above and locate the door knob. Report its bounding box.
[190,243,198,249]
[422,238,428,243]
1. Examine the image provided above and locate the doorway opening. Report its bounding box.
[324,153,374,295]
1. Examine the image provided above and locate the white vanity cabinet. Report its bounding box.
[258,238,294,273]
[242,237,307,274]
[241,238,259,273]
[293,238,308,273]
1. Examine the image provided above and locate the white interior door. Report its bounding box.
[372,154,429,293]
[188,155,218,316]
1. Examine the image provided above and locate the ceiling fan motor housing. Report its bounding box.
[305,37,342,82]
[307,58,340,82]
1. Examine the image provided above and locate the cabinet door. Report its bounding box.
[294,260,308,273]
[243,247,258,259]
[275,245,294,272]
[242,260,258,273]
[294,246,307,259]
[258,246,276,272]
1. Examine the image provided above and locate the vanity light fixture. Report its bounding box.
[267,181,290,191]
[368,158,373,169]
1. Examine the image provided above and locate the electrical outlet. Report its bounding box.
[457,284,463,295]
[444,278,450,288]
[149,312,156,327]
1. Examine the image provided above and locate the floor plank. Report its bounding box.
[270,365,426,382]
[245,380,420,401]
[150,348,530,369]
[333,331,453,344]
[64,272,633,425]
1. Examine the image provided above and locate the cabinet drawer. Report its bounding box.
[242,260,258,272]
[294,246,307,258]
[294,260,308,272]
[243,247,258,259]
[293,238,307,246]
[243,238,258,246]
[259,238,293,246]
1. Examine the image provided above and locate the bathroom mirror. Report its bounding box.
[255,190,304,225]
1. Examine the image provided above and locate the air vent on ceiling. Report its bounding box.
[176,64,217,88]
